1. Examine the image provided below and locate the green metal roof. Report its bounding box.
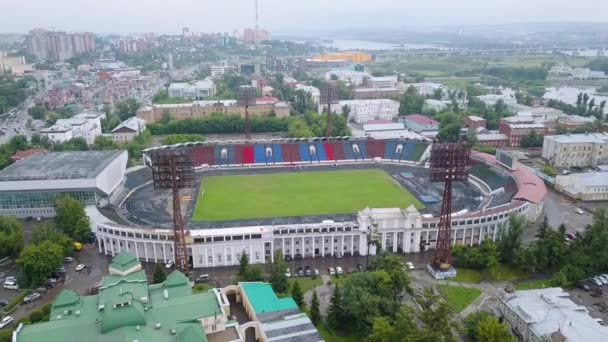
[16,254,219,342]
[109,251,140,273]
[241,282,298,314]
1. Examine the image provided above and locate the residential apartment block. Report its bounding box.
[26,29,95,61]
[41,112,103,145]
[542,133,608,167]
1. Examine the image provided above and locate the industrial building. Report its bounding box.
[0,150,127,218]
[14,252,321,342]
[498,288,608,342]
[542,133,608,167]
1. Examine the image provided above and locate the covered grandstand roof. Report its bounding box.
[0,150,125,181]
[471,151,546,204]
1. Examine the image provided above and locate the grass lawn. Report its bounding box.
[288,277,323,294]
[453,268,482,284]
[193,169,424,221]
[514,279,555,291]
[488,264,528,282]
[437,285,482,313]
[316,323,360,342]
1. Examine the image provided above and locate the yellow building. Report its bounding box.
[312,52,373,64]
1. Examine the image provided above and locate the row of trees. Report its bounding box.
[0,76,31,114]
[546,95,606,121]
[454,210,608,287]
[288,111,351,138]
[148,113,290,135]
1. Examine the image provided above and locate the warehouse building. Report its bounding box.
[0,150,127,218]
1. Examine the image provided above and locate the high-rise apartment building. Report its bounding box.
[26,29,96,61]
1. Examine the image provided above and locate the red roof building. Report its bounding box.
[256,96,280,105]
[401,114,439,132]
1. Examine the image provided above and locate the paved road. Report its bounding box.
[541,187,594,233]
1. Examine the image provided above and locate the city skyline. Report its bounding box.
[1,0,608,35]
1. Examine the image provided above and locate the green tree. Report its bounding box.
[497,215,525,267]
[54,195,91,242]
[238,251,249,277]
[327,283,343,329]
[269,250,289,293]
[368,306,419,342]
[28,105,46,120]
[9,135,28,151]
[93,135,119,150]
[153,263,167,283]
[16,241,63,287]
[242,266,263,281]
[291,280,304,308]
[161,134,205,145]
[399,86,425,115]
[309,290,320,325]
[0,216,24,258]
[464,312,494,340]
[32,224,73,256]
[416,288,457,342]
[368,251,412,300]
[476,315,516,342]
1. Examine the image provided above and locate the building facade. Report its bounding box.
[336,99,400,124]
[465,115,487,129]
[168,80,216,99]
[111,117,146,143]
[542,133,608,167]
[402,114,440,132]
[555,172,608,201]
[26,29,95,61]
[367,76,398,88]
[42,112,103,145]
[325,70,370,86]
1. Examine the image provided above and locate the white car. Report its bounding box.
[3,281,18,290]
[165,261,174,269]
[336,266,343,275]
[574,208,584,215]
[328,267,336,276]
[0,316,13,329]
[285,270,291,278]
[599,275,608,284]
[593,277,603,286]
[75,264,85,272]
[406,262,415,270]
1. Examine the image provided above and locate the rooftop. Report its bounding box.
[467,115,485,121]
[241,282,298,315]
[0,150,124,182]
[545,132,608,144]
[403,114,439,126]
[363,122,406,132]
[476,133,508,141]
[10,149,48,162]
[563,172,608,187]
[502,288,608,342]
[111,116,145,133]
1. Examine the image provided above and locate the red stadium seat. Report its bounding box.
[242,146,254,164]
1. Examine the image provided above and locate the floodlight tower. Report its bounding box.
[237,85,257,141]
[150,149,195,273]
[428,142,471,269]
[320,83,339,137]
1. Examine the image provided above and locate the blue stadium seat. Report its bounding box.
[402,141,416,160]
[299,143,312,162]
[384,140,397,159]
[254,144,266,164]
[342,142,354,160]
[315,143,327,161]
[272,144,283,163]
[351,141,368,160]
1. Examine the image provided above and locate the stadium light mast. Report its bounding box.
[150,149,195,273]
[237,85,257,141]
[428,141,471,277]
[320,83,339,137]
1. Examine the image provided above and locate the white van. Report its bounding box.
[3,281,18,290]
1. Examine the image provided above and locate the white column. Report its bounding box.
[453,229,457,246]
[392,232,398,253]
[111,238,117,256]
[153,243,158,262]
[330,236,334,256]
[97,238,102,253]
[224,246,227,266]
[470,228,475,246]
[249,245,253,263]
[135,242,139,259]
[291,238,295,258]
[270,241,274,262]
[493,225,498,241]
[322,237,325,257]
[301,237,305,257]
[144,243,148,262]
[414,231,421,252]
[282,238,285,254]
[404,232,410,253]
[341,235,345,255]
[102,239,108,255]
[312,238,315,258]
[211,245,215,267]
[381,233,386,251]
[350,236,354,255]
[163,244,168,262]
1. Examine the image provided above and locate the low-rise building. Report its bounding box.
[210,61,237,78]
[41,112,103,145]
[498,287,608,342]
[325,70,370,86]
[111,117,146,143]
[465,115,487,129]
[499,116,548,147]
[353,88,401,100]
[367,76,398,88]
[14,251,322,342]
[294,84,320,104]
[0,51,34,76]
[558,114,596,130]
[402,114,440,132]
[336,99,399,124]
[542,133,608,167]
[168,80,216,99]
[360,122,424,140]
[555,171,608,201]
[475,133,509,147]
[137,100,290,123]
[477,93,517,107]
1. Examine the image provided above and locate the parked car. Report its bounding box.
[35,287,48,294]
[297,267,304,277]
[574,208,584,215]
[565,233,576,240]
[75,264,86,272]
[3,281,18,290]
[294,254,303,260]
[328,267,336,276]
[284,255,292,262]
[313,269,320,276]
[598,275,608,284]
[4,276,16,283]
[195,274,209,283]
[304,267,312,277]
[335,252,343,259]
[357,264,364,272]
[23,292,41,304]
[336,266,343,275]
[285,270,291,278]
[0,300,9,307]
[592,277,603,286]
[63,257,74,263]
[57,266,66,274]
[0,316,13,329]
[577,282,591,291]
[165,260,174,269]
[406,261,415,270]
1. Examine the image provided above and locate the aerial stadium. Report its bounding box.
[89,137,547,269]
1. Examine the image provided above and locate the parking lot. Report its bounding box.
[568,279,608,325]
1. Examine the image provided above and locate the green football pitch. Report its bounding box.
[192,169,424,221]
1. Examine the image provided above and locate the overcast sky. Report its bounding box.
[1,0,607,35]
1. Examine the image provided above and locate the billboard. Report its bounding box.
[496,149,514,169]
